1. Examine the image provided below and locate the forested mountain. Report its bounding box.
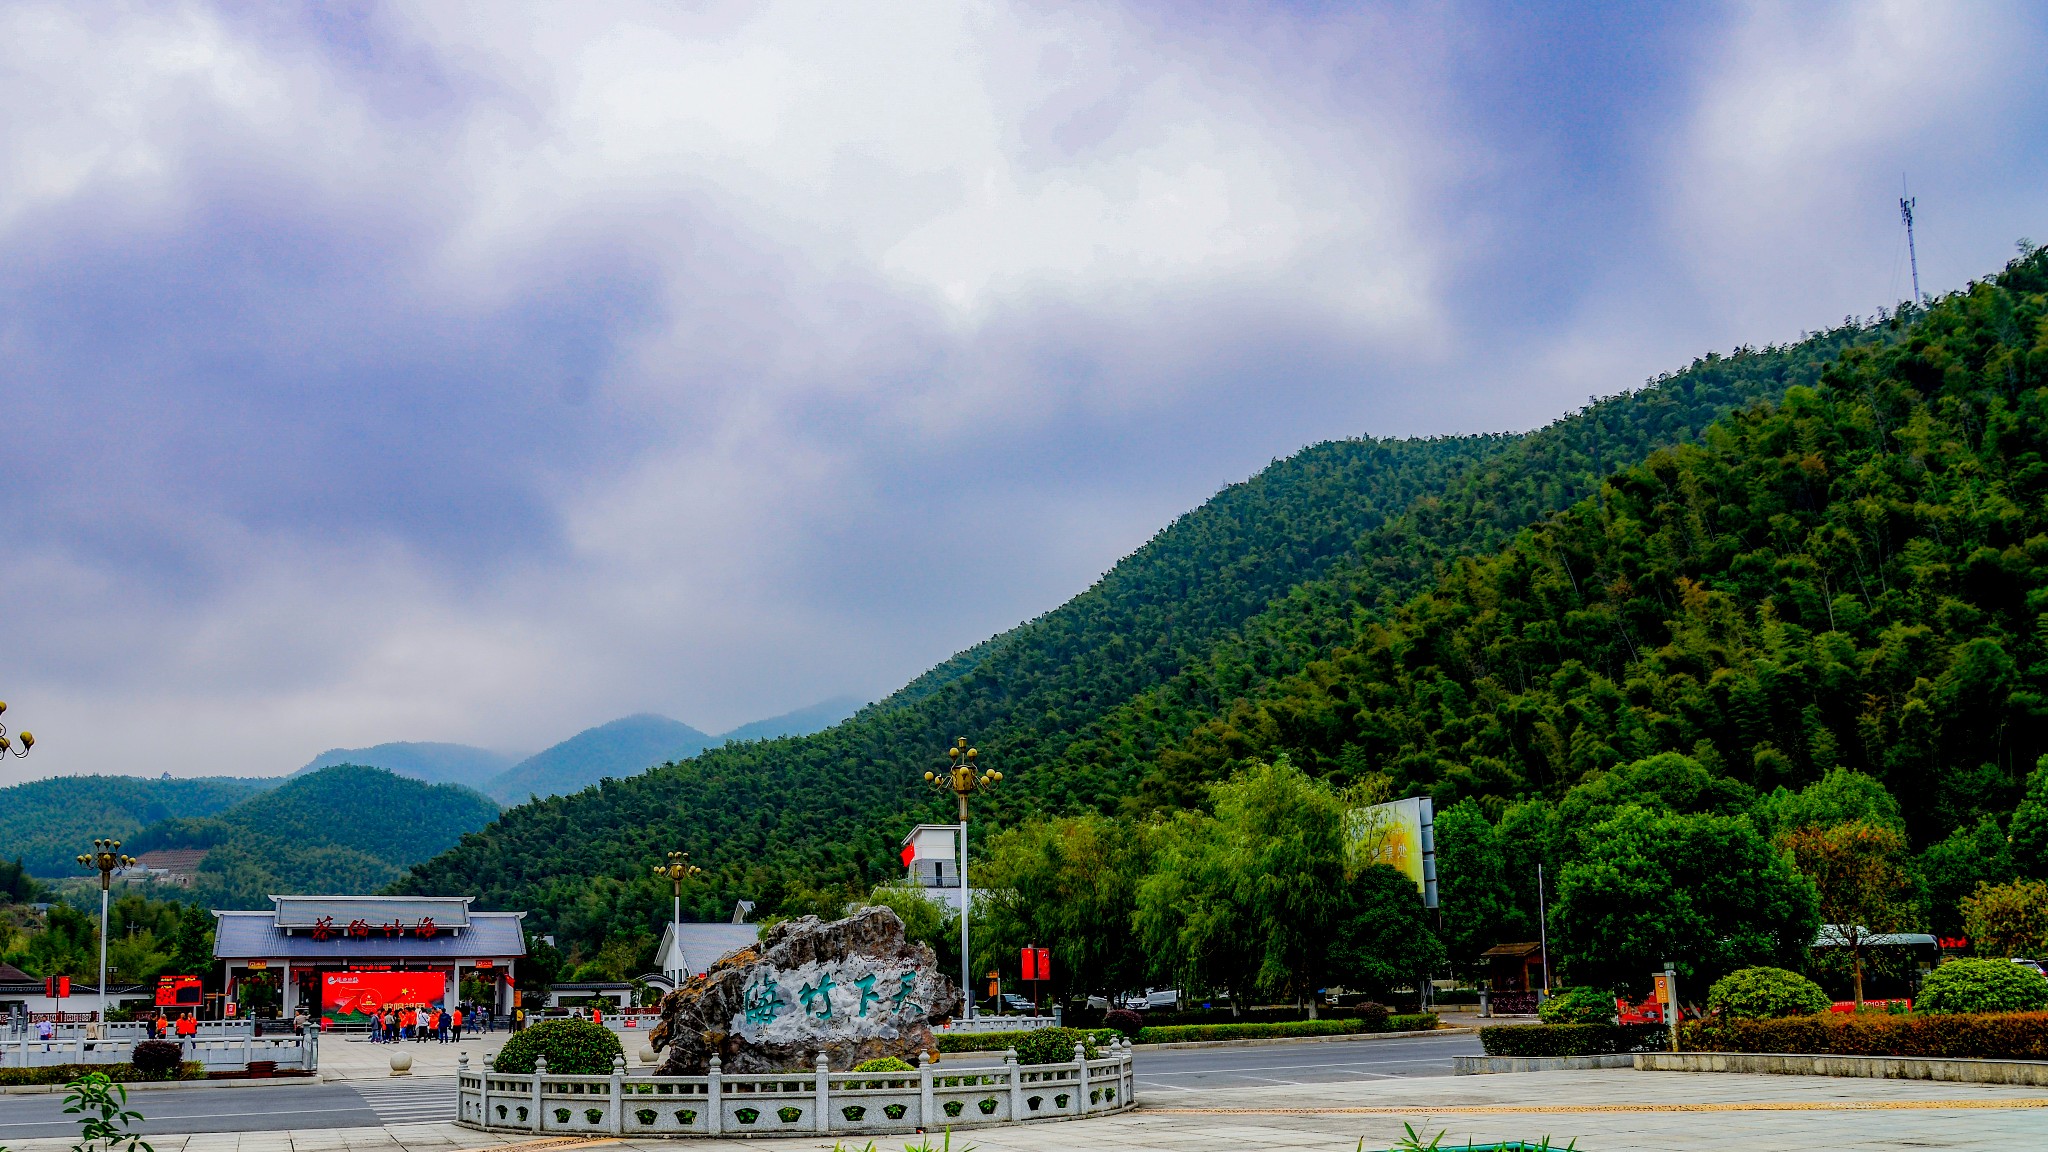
[399,282,1902,961]
[486,714,716,804]
[1128,250,2048,829]
[130,765,500,907]
[0,775,264,877]
[294,741,518,791]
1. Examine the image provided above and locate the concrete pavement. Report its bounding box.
[4,1068,2046,1151]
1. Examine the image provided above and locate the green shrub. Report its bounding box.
[1706,966,1831,1019]
[492,1019,623,1074]
[1014,1027,1100,1065]
[1917,960,2048,1015]
[850,1056,914,1073]
[1103,1008,1144,1036]
[0,1062,204,1087]
[129,1040,184,1080]
[1478,1024,1666,1057]
[1684,1011,2048,1058]
[934,1028,1118,1053]
[1537,987,1617,1025]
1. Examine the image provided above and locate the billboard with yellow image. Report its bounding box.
[1346,796,1437,907]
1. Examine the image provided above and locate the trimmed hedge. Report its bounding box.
[493,1019,624,1074]
[0,1062,205,1086]
[935,1013,1437,1051]
[1135,1013,1437,1044]
[935,1028,1118,1053]
[1015,1027,1101,1065]
[1685,1011,2048,1059]
[1479,1024,1667,1058]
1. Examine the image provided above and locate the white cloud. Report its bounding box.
[1670,0,2041,323]
[0,1,1465,784]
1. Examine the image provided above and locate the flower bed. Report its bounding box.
[0,1062,206,1087]
[1684,1011,2048,1059]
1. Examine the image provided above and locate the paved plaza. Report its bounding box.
[6,1066,2046,1152]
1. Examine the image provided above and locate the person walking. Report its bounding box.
[451,1005,463,1042]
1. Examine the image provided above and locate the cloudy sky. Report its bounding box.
[4,0,2045,783]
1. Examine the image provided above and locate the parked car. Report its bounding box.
[2012,958,2047,978]
[999,993,1035,1013]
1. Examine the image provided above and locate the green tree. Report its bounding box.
[2013,757,2048,880]
[978,814,1150,1002]
[1961,879,2048,959]
[1134,810,1258,1013]
[1431,799,1524,971]
[1331,863,1445,999]
[1781,821,1921,1007]
[1754,770,1907,843]
[1915,817,2016,937]
[1554,806,1819,999]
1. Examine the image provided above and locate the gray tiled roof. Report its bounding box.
[272,895,473,929]
[656,921,761,976]
[213,910,526,961]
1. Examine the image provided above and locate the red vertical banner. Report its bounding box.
[1035,948,1052,983]
[1020,947,1038,981]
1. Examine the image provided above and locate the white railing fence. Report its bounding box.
[1,1032,318,1073]
[458,1040,1135,1137]
[9,1020,258,1041]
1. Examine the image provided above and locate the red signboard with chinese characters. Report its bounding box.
[1020,946,1052,982]
[156,976,203,1007]
[321,970,445,1024]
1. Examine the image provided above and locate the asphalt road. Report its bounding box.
[1131,1032,1482,1093]
[0,1075,455,1138]
[0,1034,1485,1138]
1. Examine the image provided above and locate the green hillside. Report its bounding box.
[132,764,500,908]
[1129,249,2048,824]
[0,775,264,877]
[399,294,1898,958]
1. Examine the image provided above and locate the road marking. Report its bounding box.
[1145,1099,2048,1114]
[1142,1058,1454,1077]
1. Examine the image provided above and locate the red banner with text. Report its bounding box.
[322,970,446,1023]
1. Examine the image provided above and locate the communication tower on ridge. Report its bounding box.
[1900,182,1922,306]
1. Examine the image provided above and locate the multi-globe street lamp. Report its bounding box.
[76,839,136,1023]
[653,851,703,988]
[0,701,34,759]
[924,737,1000,1018]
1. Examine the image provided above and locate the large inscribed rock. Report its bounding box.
[649,905,960,1073]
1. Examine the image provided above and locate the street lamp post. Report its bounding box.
[0,701,34,760]
[652,851,703,989]
[76,840,135,1024]
[924,737,1000,1019]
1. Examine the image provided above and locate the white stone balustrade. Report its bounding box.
[457,1040,1136,1137]
[0,1032,318,1073]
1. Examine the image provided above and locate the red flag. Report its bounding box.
[899,842,917,868]
[1020,947,1037,980]
[1036,948,1052,983]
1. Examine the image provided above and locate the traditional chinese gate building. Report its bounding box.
[213,895,526,1025]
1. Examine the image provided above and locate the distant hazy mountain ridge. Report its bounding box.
[292,741,518,791]
[485,714,715,803]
